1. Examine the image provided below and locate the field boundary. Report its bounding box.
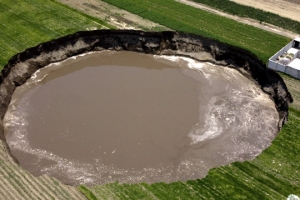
[177,0,297,39]
[190,0,300,35]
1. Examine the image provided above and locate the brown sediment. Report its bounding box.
[4,52,199,184]
[0,30,293,185]
[4,51,280,185]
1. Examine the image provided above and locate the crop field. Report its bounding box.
[0,0,115,69]
[191,0,300,35]
[0,0,300,199]
[86,0,299,199]
[100,0,291,64]
[0,0,114,199]
[0,144,86,200]
[81,104,300,199]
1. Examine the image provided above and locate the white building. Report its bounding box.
[268,38,300,79]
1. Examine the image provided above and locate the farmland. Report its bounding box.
[0,0,300,199]
[0,0,114,199]
[81,106,300,199]
[0,0,115,69]
[191,0,300,34]
[100,0,291,63]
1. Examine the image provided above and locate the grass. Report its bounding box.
[0,0,115,199]
[0,0,115,69]
[191,0,300,34]
[0,0,299,199]
[79,0,299,199]
[279,73,300,110]
[79,185,98,200]
[82,101,300,199]
[100,0,291,64]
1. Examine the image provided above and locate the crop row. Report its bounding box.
[101,0,290,63]
[0,141,86,199]
[1,0,299,199]
[0,0,114,199]
[0,0,114,70]
[192,0,300,35]
[82,104,300,199]
[85,0,300,199]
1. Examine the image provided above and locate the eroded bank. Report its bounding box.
[0,30,293,184]
[3,51,280,185]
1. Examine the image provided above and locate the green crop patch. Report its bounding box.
[83,104,300,200]
[0,1,116,198]
[101,0,290,63]
[191,0,300,35]
[0,0,115,70]
[77,1,300,199]
[0,0,299,199]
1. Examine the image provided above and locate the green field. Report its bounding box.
[0,0,115,69]
[100,0,291,63]
[0,0,114,199]
[0,0,300,199]
[81,105,300,199]
[191,0,300,34]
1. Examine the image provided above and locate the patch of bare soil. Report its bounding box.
[56,0,169,31]
[230,0,300,22]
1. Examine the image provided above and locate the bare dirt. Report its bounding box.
[56,0,169,31]
[58,0,299,38]
[230,0,300,23]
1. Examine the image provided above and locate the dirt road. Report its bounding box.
[56,0,168,31]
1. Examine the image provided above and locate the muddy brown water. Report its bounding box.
[4,51,279,186]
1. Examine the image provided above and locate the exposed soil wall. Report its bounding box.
[0,30,293,146]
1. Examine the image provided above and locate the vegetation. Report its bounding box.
[280,72,300,111]
[0,0,299,199]
[81,78,300,199]
[79,185,98,200]
[0,0,115,69]
[101,0,290,63]
[0,0,115,198]
[80,0,298,199]
[192,0,300,34]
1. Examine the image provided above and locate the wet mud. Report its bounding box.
[4,51,279,185]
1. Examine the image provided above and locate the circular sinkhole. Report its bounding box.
[4,51,279,186]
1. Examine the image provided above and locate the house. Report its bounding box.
[268,37,300,79]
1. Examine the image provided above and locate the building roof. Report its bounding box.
[288,58,300,70]
[287,48,299,55]
[294,37,300,43]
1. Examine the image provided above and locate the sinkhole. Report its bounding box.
[4,50,279,186]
